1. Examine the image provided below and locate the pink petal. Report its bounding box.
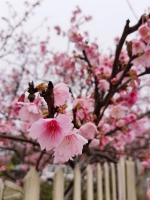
[53,129,88,163]
[54,83,71,106]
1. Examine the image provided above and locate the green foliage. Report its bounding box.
[11,155,21,165]
[40,182,53,200]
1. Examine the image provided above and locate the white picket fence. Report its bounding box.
[0,158,144,200]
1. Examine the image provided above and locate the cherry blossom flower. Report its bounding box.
[98,79,109,92]
[86,43,99,60]
[99,135,109,150]
[141,159,150,169]
[132,39,145,55]
[28,114,73,151]
[73,97,94,121]
[89,139,99,148]
[124,113,137,123]
[103,66,112,78]
[53,83,71,107]
[139,24,149,37]
[126,90,138,106]
[67,26,83,43]
[54,26,61,35]
[116,119,126,127]
[132,46,150,68]
[78,122,97,140]
[19,101,42,124]
[142,46,150,67]
[125,131,135,142]
[75,41,87,51]
[111,105,128,119]
[73,97,94,112]
[40,42,46,54]
[139,24,150,42]
[53,129,88,163]
[148,20,150,28]
[119,50,129,63]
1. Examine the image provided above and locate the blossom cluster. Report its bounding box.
[16,16,150,166]
[18,82,88,163]
[1,4,150,170]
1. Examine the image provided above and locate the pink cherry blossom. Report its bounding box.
[53,129,88,163]
[73,97,94,121]
[75,41,87,51]
[103,66,112,78]
[132,39,145,55]
[98,79,109,92]
[19,102,42,124]
[124,113,136,123]
[78,122,97,140]
[142,159,150,169]
[28,114,73,151]
[53,82,71,107]
[99,135,109,150]
[119,50,129,63]
[148,20,150,28]
[139,24,149,37]
[142,46,150,67]
[126,90,138,106]
[114,139,124,151]
[67,26,83,43]
[116,119,126,127]
[138,24,150,42]
[132,46,150,68]
[111,105,128,119]
[86,43,99,60]
[73,97,94,112]
[125,131,135,142]
[89,139,99,148]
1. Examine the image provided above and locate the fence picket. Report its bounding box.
[120,158,126,200]
[97,163,103,200]
[23,167,40,200]
[104,162,110,200]
[53,167,64,200]
[110,163,117,200]
[73,165,81,200]
[126,160,136,200]
[131,161,137,200]
[86,164,93,200]
[136,159,144,199]
[0,179,4,200]
[126,160,132,200]
[117,162,122,200]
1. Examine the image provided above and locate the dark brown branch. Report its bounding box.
[111,19,130,79]
[40,81,55,118]
[82,50,103,124]
[111,13,150,79]
[0,134,39,146]
[36,149,46,170]
[0,146,22,159]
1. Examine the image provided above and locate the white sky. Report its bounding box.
[0,0,150,52]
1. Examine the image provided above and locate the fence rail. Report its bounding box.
[0,158,143,200]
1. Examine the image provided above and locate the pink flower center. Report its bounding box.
[65,134,76,145]
[44,120,61,136]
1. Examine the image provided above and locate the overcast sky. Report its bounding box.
[1,0,150,52]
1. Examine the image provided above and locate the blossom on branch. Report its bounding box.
[53,129,88,163]
[78,122,97,140]
[110,105,128,119]
[28,114,73,151]
[18,101,42,124]
[53,82,71,107]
